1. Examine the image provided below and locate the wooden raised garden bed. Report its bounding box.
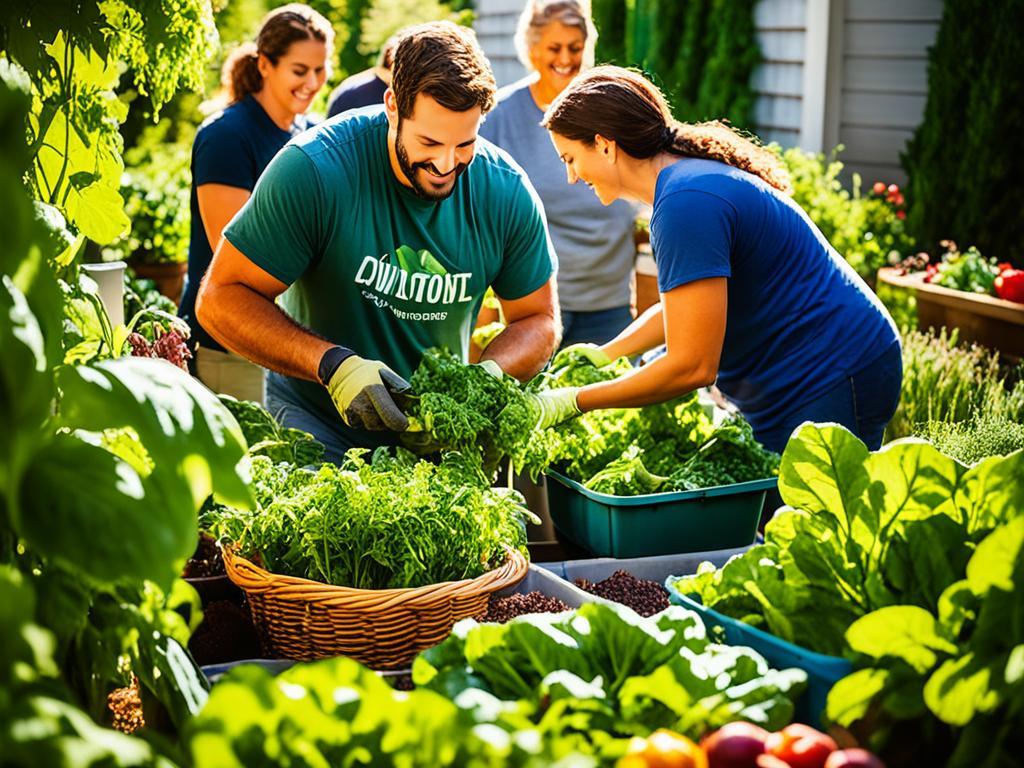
[877,267,1024,361]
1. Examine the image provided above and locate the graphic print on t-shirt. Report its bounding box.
[353,244,474,322]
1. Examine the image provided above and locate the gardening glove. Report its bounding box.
[475,359,504,379]
[325,354,411,432]
[551,343,611,371]
[523,387,581,430]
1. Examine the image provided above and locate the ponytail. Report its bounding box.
[544,66,792,194]
[223,42,262,104]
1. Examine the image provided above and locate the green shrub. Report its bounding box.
[902,0,1024,267]
[887,328,1024,440]
[780,146,915,284]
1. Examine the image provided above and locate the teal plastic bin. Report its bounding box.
[665,584,851,727]
[545,470,774,558]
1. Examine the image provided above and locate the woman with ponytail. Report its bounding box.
[529,66,901,453]
[180,4,333,403]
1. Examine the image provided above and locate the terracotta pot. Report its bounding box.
[130,260,187,307]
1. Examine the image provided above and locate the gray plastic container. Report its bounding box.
[538,545,750,584]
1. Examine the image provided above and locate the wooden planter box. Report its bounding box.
[877,267,1024,361]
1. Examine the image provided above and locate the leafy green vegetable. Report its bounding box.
[187,655,576,767]
[526,354,779,493]
[217,394,325,466]
[204,448,536,590]
[827,518,1024,768]
[415,601,806,746]
[670,424,1024,656]
[405,347,535,478]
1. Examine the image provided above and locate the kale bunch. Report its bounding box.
[668,418,781,491]
[405,348,534,479]
[526,352,778,494]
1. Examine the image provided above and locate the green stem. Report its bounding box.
[49,32,75,207]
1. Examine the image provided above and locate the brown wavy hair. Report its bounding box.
[221,3,334,105]
[390,21,496,119]
[542,66,792,193]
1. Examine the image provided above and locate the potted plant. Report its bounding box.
[104,139,192,305]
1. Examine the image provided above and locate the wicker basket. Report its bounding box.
[222,544,528,669]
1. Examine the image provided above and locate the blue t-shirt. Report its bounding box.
[326,71,388,118]
[651,158,898,436]
[180,95,311,352]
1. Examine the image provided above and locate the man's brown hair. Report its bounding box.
[390,21,497,119]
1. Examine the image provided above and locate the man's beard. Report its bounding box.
[395,121,469,202]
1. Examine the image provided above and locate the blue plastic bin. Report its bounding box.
[546,469,774,558]
[665,584,851,727]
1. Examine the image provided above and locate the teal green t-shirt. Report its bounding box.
[223,107,555,446]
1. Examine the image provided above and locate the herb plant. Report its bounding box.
[205,449,536,590]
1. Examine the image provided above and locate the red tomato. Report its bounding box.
[872,182,886,196]
[887,184,899,195]
[765,725,838,768]
[756,755,793,768]
[702,722,769,768]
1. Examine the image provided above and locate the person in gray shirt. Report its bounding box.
[480,0,637,346]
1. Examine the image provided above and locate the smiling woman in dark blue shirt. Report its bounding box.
[530,66,901,453]
[180,3,332,403]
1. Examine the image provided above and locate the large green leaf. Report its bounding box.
[0,274,54,496]
[826,667,890,725]
[56,357,252,511]
[845,606,957,673]
[17,433,195,589]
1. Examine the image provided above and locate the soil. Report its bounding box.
[481,591,571,623]
[187,599,261,666]
[182,533,225,578]
[574,570,669,617]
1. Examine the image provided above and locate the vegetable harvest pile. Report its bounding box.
[403,347,780,494]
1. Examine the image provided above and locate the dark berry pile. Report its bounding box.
[182,534,225,578]
[574,570,669,617]
[481,591,570,623]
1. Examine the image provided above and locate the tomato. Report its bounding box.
[765,724,838,768]
[618,729,709,768]
[702,721,769,768]
[756,755,793,768]
[872,182,886,196]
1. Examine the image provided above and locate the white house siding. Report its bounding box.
[828,0,943,186]
[474,0,528,87]
[474,0,943,185]
[752,0,807,147]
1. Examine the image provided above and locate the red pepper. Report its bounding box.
[995,268,1024,303]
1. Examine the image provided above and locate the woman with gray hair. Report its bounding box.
[480,0,637,347]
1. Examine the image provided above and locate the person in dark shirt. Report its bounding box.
[326,34,398,118]
[180,3,333,403]
[530,67,902,453]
